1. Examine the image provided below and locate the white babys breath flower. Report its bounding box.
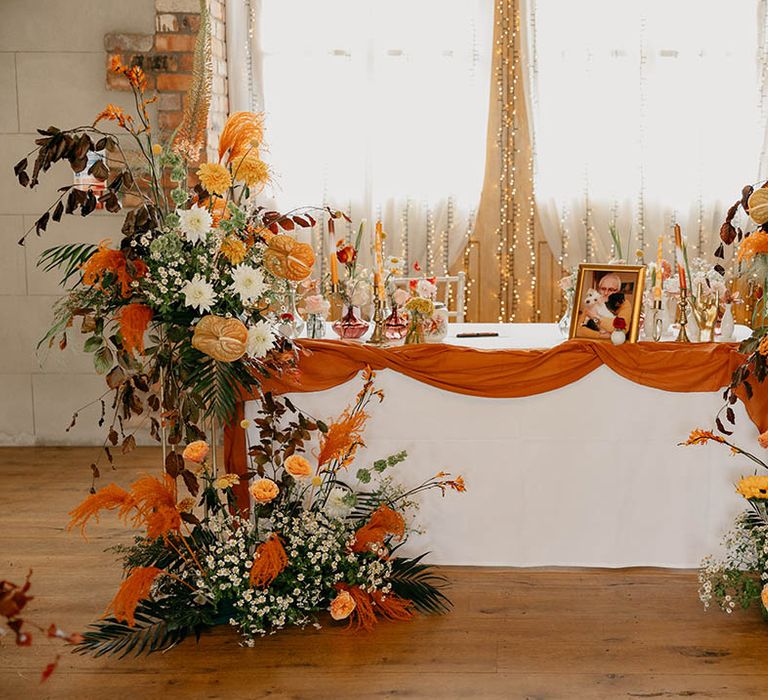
[324,486,352,519]
[178,205,213,244]
[182,274,217,312]
[231,264,267,303]
[246,320,276,358]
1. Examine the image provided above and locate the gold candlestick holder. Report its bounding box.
[676,288,691,343]
[366,289,387,346]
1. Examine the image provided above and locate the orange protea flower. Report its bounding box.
[93,104,133,130]
[81,242,147,298]
[737,231,768,263]
[219,236,248,265]
[317,409,369,470]
[231,154,270,192]
[105,567,162,626]
[218,111,264,163]
[67,483,135,537]
[197,162,232,196]
[682,429,726,446]
[119,304,153,355]
[249,534,288,588]
[351,505,405,554]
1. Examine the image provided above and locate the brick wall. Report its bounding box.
[104,0,229,161]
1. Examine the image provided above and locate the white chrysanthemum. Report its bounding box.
[182,274,217,312]
[178,205,213,244]
[231,264,267,303]
[246,320,276,358]
[324,486,352,519]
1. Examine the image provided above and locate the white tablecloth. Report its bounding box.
[245,324,756,568]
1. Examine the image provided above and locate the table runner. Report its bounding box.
[224,339,766,508]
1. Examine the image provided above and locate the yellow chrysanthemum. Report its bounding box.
[232,154,270,190]
[736,475,768,500]
[175,497,196,513]
[197,162,232,196]
[213,473,240,490]
[220,236,248,265]
[405,297,434,316]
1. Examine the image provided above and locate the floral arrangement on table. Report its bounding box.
[67,371,465,656]
[9,8,339,470]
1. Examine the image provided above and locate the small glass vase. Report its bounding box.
[558,290,574,338]
[277,281,304,338]
[404,315,425,345]
[305,313,326,339]
[332,304,369,340]
[384,305,408,341]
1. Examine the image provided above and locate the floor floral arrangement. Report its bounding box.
[5,4,466,667]
[68,370,464,656]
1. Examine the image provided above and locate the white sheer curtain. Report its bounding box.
[528,0,766,267]
[227,0,492,276]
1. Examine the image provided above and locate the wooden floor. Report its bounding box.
[2,447,768,699]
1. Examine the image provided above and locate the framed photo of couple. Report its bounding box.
[568,264,646,343]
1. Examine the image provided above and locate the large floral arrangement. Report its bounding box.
[10,11,335,468]
[67,371,465,655]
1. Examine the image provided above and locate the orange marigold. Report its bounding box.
[67,483,135,537]
[351,505,405,554]
[737,231,768,263]
[81,243,147,298]
[683,429,726,446]
[249,534,288,588]
[231,154,270,192]
[197,162,232,196]
[105,567,162,626]
[119,304,153,355]
[219,236,248,265]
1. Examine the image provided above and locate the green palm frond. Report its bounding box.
[185,352,259,424]
[389,552,452,614]
[37,242,98,286]
[74,601,192,658]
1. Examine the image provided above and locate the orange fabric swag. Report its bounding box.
[224,339,768,510]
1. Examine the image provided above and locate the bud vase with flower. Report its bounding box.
[611,317,627,345]
[404,296,434,345]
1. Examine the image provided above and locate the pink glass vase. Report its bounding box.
[384,306,408,341]
[332,305,369,340]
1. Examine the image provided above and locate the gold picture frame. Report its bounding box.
[569,264,646,343]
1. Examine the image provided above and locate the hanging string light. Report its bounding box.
[636,14,647,254]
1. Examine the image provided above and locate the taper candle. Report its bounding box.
[328,218,339,288]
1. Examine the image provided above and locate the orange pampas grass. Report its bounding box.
[249,534,288,588]
[119,304,153,355]
[130,474,180,538]
[371,590,414,623]
[67,483,134,537]
[218,112,264,163]
[105,567,163,626]
[317,409,369,470]
[81,243,148,298]
[333,584,413,631]
[351,505,405,554]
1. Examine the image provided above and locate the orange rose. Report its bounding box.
[760,431,768,449]
[250,478,279,503]
[330,590,356,621]
[182,440,209,464]
[762,584,768,611]
[284,455,312,479]
[336,244,357,265]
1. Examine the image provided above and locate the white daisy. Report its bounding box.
[231,264,267,303]
[246,320,276,358]
[182,274,217,312]
[324,486,352,519]
[178,205,213,244]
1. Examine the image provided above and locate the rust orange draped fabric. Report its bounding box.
[224,339,768,508]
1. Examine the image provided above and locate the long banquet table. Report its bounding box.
[226,323,762,568]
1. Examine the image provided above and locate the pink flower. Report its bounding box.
[302,294,330,317]
[392,288,410,307]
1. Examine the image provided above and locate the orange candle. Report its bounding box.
[374,221,385,298]
[328,218,339,287]
[674,223,686,292]
[654,235,663,301]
